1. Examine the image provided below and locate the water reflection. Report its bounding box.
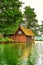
[0,41,43,65]
[35,41,43,65]
[13,41,43,65]
[14,43,37,65]
[19,43,33,65]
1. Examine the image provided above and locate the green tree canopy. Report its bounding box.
[0,0,22,34]
[23,6,39,35]
[24,6,37,23]
[39,21,43,35]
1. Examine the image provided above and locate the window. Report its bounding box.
[18,31,22,34]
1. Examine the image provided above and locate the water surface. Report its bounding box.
[0,41,43,65]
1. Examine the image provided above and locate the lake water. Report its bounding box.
[0,41,43,65]
[35,41,43,65]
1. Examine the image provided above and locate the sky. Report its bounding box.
[20,0,43,24]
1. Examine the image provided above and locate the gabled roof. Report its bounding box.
[19,26,35,36]
[5,26,35,36]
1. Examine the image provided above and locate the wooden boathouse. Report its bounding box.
[9,26,35,43]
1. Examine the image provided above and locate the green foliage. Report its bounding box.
[0,0,22,34]
[24,6,36,23]
[0,37,10,42]
[23,6,39,35]
[0,0,41,35]
[39,21,43,35]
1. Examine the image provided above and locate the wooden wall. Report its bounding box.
[26,36,34,42]
[15,35,26,43]
[9,35,34,43]
[9,34,26,43]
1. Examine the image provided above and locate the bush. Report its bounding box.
[0,37,10,42]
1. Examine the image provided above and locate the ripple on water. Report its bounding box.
[35,41,43,65]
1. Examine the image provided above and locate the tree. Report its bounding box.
[38,21,43,35]
[41,21,43,34]
[23,6,39,35]
[0,0,22,34]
